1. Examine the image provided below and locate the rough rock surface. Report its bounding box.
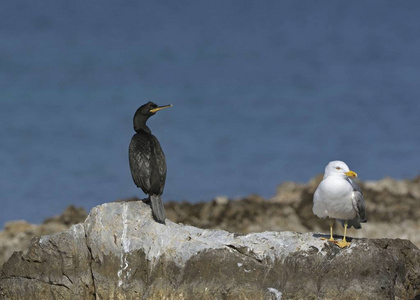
[167,175,420,248]
[1,201,420,300]
[1,175,419,270]
[0,206,87,267]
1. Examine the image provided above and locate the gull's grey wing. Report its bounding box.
[346,177,362,194]
[346,178,367,223]
[339,178,367,229]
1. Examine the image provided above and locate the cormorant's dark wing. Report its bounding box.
[149,135,167,195]
[129,133,151,194]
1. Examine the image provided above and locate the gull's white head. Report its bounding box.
[324,160,358,179]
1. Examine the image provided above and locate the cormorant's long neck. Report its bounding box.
[134,114,152,134]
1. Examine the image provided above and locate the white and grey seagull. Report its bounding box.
[313,160,367,248]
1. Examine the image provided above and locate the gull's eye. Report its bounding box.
[335,167,341,170]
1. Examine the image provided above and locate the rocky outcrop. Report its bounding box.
[1,175,419,271]
[0,206,87,267]
[1,201,419,300]
[167,175,420,248]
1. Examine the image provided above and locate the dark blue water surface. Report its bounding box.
[1,1,420,225]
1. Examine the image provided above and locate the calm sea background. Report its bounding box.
[1,1,419,225]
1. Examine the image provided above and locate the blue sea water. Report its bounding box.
[1,1,419,225]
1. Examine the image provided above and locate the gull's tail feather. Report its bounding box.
[149,195,166,225]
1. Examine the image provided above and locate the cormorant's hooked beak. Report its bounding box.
[150,104,173,113]
[345,170,358,177]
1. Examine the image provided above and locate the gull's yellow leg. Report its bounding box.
[328,219,335,242]
[336,220,351,248]
[321,219,337,242]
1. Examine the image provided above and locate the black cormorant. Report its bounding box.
[129,101,172,224]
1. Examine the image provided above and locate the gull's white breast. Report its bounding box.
[313,176,356,220]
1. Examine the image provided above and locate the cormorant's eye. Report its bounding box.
[335,167,341,170]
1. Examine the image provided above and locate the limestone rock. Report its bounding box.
[1,224,94,299]
[0,206,87,267]
[1,201,419,300]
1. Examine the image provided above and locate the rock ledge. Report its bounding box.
[1,201,419,299]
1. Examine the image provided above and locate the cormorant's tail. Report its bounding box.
[149,195,166,225]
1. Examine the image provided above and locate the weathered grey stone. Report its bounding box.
[1,201,420,299]
[0,205,87,267]
[1,223,94,299]
[2,176,420,271]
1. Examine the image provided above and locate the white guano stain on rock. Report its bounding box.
[38,235,49,245]
[117,203,131,287]
[268,287,282,299]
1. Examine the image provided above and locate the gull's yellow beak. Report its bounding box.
[345,170,358,177]
[150,104,173,113]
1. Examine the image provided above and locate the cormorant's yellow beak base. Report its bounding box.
[150,104,173,113]
[345,170,358,177]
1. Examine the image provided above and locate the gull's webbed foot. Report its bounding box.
[335,239,351,248]
[321,237,337,243]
